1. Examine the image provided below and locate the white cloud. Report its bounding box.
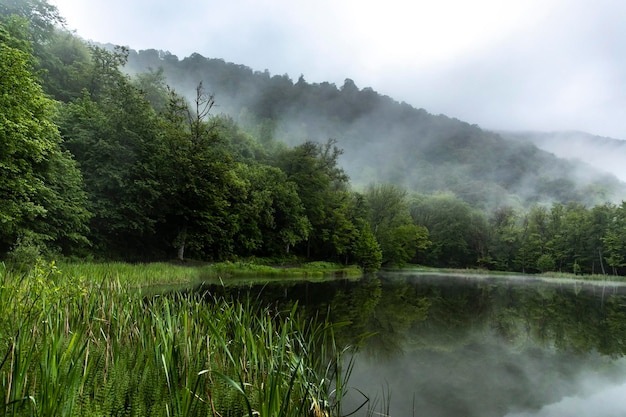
[51,0,626,139]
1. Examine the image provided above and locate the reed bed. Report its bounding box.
[210,261,362,279]
[56,260,362,289]
[0,261,356,417]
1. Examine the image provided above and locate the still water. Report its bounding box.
[194,271,626,417]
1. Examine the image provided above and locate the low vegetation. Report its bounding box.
[52,260,362,288]
[0,261,356,417]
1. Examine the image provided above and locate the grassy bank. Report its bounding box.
[0,261,355,417]
[56,260,362,287]
[396,264,626,282]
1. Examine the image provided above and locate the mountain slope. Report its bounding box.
[125,49,626,208]
[499,130,626,183]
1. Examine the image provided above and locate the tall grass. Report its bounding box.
[56,260,362,288]
[0,261,357,416]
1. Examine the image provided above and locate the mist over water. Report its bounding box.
[335,274,626,417]
[505,379,626,417]
[343,326,626,417]
[191,273,626,417]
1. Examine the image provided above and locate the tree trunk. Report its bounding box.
[599,248,606,275]
[176,225,187,262]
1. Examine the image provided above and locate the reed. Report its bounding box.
[56,260,362,288]
[0,260,357,416]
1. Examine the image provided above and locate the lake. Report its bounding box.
[192,271,626,417]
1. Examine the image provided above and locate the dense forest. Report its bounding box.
[123,48,626,209]
[3,0,626,275]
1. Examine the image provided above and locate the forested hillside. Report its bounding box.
[124,49,626,209]
[501,130,626,183]
[4,0,626,275]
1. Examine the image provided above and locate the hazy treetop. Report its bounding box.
[52,0,626,140]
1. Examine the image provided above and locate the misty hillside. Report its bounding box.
[124,49,626,208]
[500,131,626,183]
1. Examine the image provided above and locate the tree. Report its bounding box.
[351,222,383,272]
[229,163,310,256]
[0,0,64,43]
[410,193,485,268]
[587,203,613,275]
[153,85,241,261]
[550,202,590,273]
[0,18,89,256]
[34,28,92,102]
[274,139,352,260]
[59,46,169,259]
[515,205,551,273]
[603,202,626,275]
[536,253,556,273]
[487,206,520,270]
[366,184,429,266]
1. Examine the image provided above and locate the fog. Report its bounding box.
[506,379,626,417]
[53,0,626,140]
[500,131,626,183]
[344,341,626,417]
[122,49,626,208]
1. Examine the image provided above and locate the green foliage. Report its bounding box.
[0,262,355,416]
[351,223,383,272]
[274,139,360,261]
[7,1,626,276]
[536,253,556,272]
[37,28,93,101]
[124,46,626,209]
[5,232,43,270]
[0,0,64,43]
[366,184,429,266]
[487,206,520,270]
[0,18,90,256]
[602,202,626,275]
[410,193,486,267]
[231,163,310,256]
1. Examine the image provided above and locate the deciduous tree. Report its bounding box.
[0,19,89,256]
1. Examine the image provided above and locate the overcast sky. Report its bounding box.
[52,0,626,139]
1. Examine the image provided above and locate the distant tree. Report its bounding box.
[131,67,170,113]
[155,85,241,261]
[587,203,613,275]
[487,206,520,270]
[35,28,92,101]
[515,205,552,273]
[366,184,429,266]
[603,202,626,275]
[229,163,310,256]
[548,202,589,273]
[410,193,485,268]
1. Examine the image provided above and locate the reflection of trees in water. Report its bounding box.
[189,274,626,358]
[351,274,626,417]
[187,274,626,416]
[355,275,626,358]
[357,278,431,359]
[485,283,626,356]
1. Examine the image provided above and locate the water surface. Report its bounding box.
[192,271,626,417]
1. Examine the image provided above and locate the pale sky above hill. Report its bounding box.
[52,0,626,139]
